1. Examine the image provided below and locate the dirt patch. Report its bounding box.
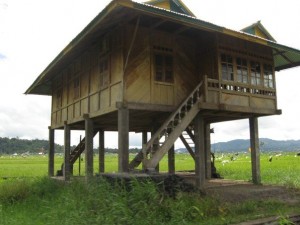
[204,180,300,206]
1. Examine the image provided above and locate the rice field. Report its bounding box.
[1,152,299,187]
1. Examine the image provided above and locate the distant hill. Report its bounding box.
[176,138,300,153]
[0,137,141,155]
[1,137,300,155]
[0,137,64,154]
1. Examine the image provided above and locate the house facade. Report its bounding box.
[26,0,300,187]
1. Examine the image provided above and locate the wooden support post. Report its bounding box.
[194,114,206,189]
[99,130,105,173]
[48,126,55,177]
[249,117,261,184]
[205,123,212,179]
[118,104,129,173]
[63,122,71,181]
[84,114,94,181]
[168,145,175,174]
[142,131,147,170]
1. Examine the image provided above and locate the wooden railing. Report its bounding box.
[206,77,276,98]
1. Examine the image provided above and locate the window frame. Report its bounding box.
[219,51,275,89]
[153,46,174,84]
[73,76,80,100]
[99,55,110,89]
[220,53,234,81]
[263,63,274,88]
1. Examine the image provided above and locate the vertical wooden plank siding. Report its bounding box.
[99,130,105,173]
[194,114,206,189]
[118,106,129,172]
[63,123,71,181]
[84,114,94,181]
[168,145,175,174]
[249,117,261,184]
[48,127,55,177]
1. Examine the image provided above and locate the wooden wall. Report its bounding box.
[51,27,123,128]
[124,25,199,107]
[51,23,278,129]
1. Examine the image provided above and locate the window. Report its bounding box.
[56,88,62,108]
[221,54,234,81]
[154,54,173,83]
[263,64,274,88]
[250,61,261,86]
[99,56,109,88]
[236,57,248,83]
[74,77,80,99]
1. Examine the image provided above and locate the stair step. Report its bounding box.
[129,81,203,170]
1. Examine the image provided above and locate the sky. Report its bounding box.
[0,0,300,149]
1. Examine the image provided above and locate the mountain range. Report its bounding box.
[176,138,300,153]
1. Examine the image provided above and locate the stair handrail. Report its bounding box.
[143,80,204,157]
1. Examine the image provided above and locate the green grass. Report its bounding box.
[0,177,296,225]
[0,152,299,225]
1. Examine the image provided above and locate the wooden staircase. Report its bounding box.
[57,131,98,176]
[70,131,98,164]
[179,126,196,160]
[129,81,204,171]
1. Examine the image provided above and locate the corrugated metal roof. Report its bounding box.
[25,0,300,95]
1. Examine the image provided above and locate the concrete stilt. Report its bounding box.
[63,122,71,181]
[84,114,94,181]
[99,130,105,173]
[118,104,129,173]
[194,114,206,189]
[249,117,261,184]
[48,126,55,177]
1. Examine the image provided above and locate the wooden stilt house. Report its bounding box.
[26,0,300,187]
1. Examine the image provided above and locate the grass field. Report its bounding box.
[0,152,299,225]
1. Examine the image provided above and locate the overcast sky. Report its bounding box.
[1,0,300,149]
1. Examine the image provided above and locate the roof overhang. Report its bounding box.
[25,0,300,95]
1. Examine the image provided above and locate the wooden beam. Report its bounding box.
[63,122,71,181]
[249,117,261,184]
[194,114,206,189]
[118,105,129,173]
[48,126,55,177]
[126,102,175,112]
[151,19,167,29]
[84,114,94,181]
[99,130,105,173]
[174,25,190,35]
[168,145,175,174]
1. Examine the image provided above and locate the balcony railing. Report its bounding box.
[205,76,276,98]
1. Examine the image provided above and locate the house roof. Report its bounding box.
[25,0,300,95]
[241,21,277,42]
[143,0,195,17]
